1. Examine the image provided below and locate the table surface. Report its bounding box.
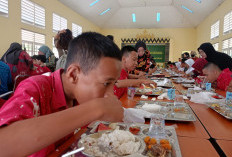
[216,140,232,157]
[48,73,232,157]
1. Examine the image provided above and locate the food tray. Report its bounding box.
[209,103,232,120]
[182,84,195,88]
[135,87,167,96]
[136,101,196,122]
[153,80,174,88]
[78,121,182,157]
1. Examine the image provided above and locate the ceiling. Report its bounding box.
[58,0,225,29]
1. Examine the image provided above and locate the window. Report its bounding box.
[21,29,45,56]
[21,0,45,28]
[53,13,67,32]
[211,20,219,39]
[52,37,59,58]
[222,38,232,57]
[213,43,219,51]
[72,23,82,37]
[0,0,8,17]
[223,11,232,34]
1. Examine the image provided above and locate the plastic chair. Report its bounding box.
[13,74,30,91]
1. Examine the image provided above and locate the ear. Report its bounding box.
[65,64,81,84]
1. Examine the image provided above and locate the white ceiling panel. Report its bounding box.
[59,0,225,29]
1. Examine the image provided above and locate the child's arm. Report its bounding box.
[115,79,156,88]
[0,96,123,157]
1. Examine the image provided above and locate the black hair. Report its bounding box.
[64,32,122,74]
[181,58,187,63]
[59,29,73,50]
[31,55,38,60]
[183,52,190,58]
[135,41,146,51]
[106,35,114,41]
[121,46,137,57]
[167,61,172,65]
[37,55,46,63]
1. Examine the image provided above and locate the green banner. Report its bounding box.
[147,45,165,63]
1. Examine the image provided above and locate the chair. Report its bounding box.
[13,74,30,91]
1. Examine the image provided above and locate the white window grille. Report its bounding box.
[53,13,67,32]
[21,0,45,28]
[0,0,8,17]
[223,11,232,34]
[72,23,82,37]
[21,29,45,56]
[211,20,220,39]
[222,38,232,57]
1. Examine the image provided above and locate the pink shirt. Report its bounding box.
[114,69,129,99]
[217,68,232,91]
[0,69,68,156]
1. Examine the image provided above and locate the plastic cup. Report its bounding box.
[148,114,166,139]
[127,87,136,99]
[174,95,184,107]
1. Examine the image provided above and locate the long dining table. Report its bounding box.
[48,72,232,157]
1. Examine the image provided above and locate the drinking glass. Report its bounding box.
[127,87,136,99]
[148,114,166,139]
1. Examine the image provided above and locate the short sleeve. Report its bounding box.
[0,79,41,126]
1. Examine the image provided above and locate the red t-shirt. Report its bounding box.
[30,64,51,76]
[114,69,129,99]
[217,68,232,91]
[0,69,68,156]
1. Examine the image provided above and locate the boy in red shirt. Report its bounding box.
[0,32,124,156]
[114,46,156,98]
[202,62,232,91]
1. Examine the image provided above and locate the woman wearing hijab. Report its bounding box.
[1,42,33,81]
[181,58,195,75]
[198,42,232,70]
[38,45,56,71]
[132,41,151,74]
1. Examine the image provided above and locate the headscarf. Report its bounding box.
[134,41,150,73]
[192,58,208,74]
[185,59,195,74]
[198,42,232,70]
[185,58,195,67]
[175,62,184,71]
[38,45,54,61]
[1,42,22,65]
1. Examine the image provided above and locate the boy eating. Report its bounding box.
[114,46,156,98]
[202,62,232,91]
[0,32,124,156]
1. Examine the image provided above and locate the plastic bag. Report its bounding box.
[123,108,153,123]
[190,92,225,104]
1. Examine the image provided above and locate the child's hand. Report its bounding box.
[97,96,124,122]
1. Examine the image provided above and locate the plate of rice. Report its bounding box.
[78,129,146,157]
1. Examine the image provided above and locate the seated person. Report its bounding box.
[202,62,232,91]
[114,46,156,99]
[132,41,150,75]
[192,58,208,78]
[1,42,33,81]
[181,58,195,75]
[0,61,12,99]
[55,29,73,70]
[190,51,198,61]
[0,32,124,157]
[38,45,56,71]
[30,55,51,75]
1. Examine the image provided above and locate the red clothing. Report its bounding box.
[192,58,208,74]
[7,51,33,82]
[217,68,232,91]
[0,69,68,156]
[114,69,129,99]
[192,56,199,61]
[30,64,51,76]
